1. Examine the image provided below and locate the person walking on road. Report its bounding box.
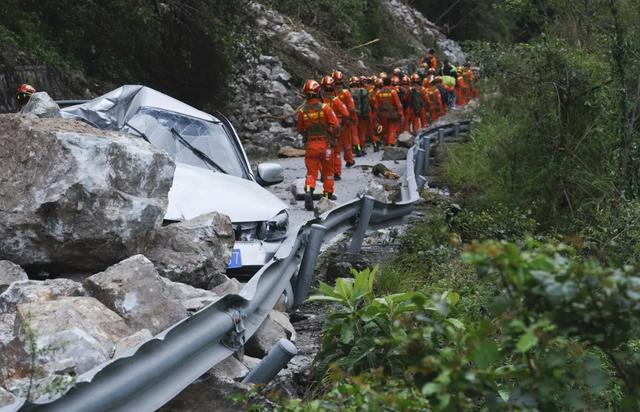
[297,79,339,211]
[374,72,403,146]
[321,75,350,181]
[332,70,357,169]
[350,76,371,157]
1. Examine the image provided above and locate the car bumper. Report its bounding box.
[226,239,285,278]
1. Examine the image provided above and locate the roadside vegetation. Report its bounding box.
[272,1,640,410]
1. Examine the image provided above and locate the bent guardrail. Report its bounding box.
[9,120,472,412]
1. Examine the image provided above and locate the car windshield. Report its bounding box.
[125,107,248,179]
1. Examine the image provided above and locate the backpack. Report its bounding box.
[351,87,370,118]
[410,87,424,111]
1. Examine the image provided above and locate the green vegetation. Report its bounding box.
[270,1,640,409]
[0,0,257,109]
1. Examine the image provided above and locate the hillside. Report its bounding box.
[0,0,463,157]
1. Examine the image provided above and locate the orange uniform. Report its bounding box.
[351,85,372,148]
[366,84,380,144]
[425,86,443,123]
[323,93,350,177]
[456,75,469,107]
[374,85,404,146]
[296,98,339,195]
[336,86,357,166]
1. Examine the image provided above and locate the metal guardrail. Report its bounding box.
[8,120,472,412]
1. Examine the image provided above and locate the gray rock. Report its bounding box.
[314,197,337,217]
[19,92,61,118]
[269,106,285,117]
[270,81,288,96]
[210,355,249,383]
[111,328,153,358]
[83,255,188,334]
[0,313,15,346]
[245,312,289,358]
[282,103,296,117]
[0,115,175,272]
[0,278,86,314]
[256,65,271,78]
[210,278,244,296]
[144,212,234,289]
[259,55,278,65]
[0,261,28,294]
[0,387,15,408]
[2,296,132,402]
[269,310,296,342]
[364,180,390,203]
[381,146,409,161]
[397,132,416,148]
[160,277,220,313]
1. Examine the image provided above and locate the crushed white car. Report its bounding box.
[61,85,288,276]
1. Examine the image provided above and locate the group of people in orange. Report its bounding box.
[295,49,479,211]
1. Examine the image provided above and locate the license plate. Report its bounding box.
[227,249,242,269]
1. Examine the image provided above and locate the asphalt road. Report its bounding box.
[266,147,406,231]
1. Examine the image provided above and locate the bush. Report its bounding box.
[278,242,640,411]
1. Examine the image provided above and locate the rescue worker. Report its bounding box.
[416,62,429,82]
[369,77,383,152]
[433,76,449,117]
[463,64,479,98]
[420,48,439,71]
[374,72,403,146]
[332,70,357,169]
[321,75,350,181]
[425,78,444,123]
[349,76,370,157]
[455,66,469,107]
[441,73,457,110]
[16,84,36,109]
[399,75,412,133]
[297,79,339,211]
[409,73,425,132]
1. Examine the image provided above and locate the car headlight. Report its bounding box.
[261,211,289,241]
[235,222,259,242]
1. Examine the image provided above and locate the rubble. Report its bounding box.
[144,212,234,289]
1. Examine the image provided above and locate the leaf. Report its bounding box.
[446,318,465,330]
[422,382,440,396]
[307,294,343,303]
[446,291,460,307]
[516,331,539,353]
[473,340,499,369]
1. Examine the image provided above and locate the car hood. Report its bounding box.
[166,163,287,223]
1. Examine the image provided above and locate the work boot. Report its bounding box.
[373,141,380,152]
[334,174,342,181]
[304,189,314,211]
[324,192,338,201]
[345,160,356,168]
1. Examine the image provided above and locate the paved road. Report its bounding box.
[266,148,406,230]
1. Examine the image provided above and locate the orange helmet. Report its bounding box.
[332,70,345,84]
[391,76,400,86]
[375,77,384,88]
[16,83,36,106]
[303,79,321,97]
[378,72,388,80]
[411,73,421,84]
[321,75,335,90]
[349,76,361,87]
[401,75,410,85]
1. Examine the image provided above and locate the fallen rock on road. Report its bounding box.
[0,115,176,273]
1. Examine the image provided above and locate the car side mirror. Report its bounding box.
[256,163,284,186]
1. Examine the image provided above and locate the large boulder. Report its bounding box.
[1,296,132,402]
[144,213,234,289]
[245,310,293,358]
[84,255,189,335]
[0,260,28,294]
[0,278,86,314]
[19,92,61,119]
[160,277,221,313]
[0,115,175,272]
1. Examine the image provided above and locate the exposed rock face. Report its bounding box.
[0,261,28,294]
[19,92,61,118]
[144,212,234,289]
[2,296,132,402]
[382,146,409,161]
[0,115,176,272]
[83,255,189,335]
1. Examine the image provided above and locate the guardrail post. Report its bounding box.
[454,122,460,138]
[242,339,297,385]
[422,136,431,175]
[415,148,426,182]
[349,195,376,254]
[438,128,444,144]
[294,224,327,306]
